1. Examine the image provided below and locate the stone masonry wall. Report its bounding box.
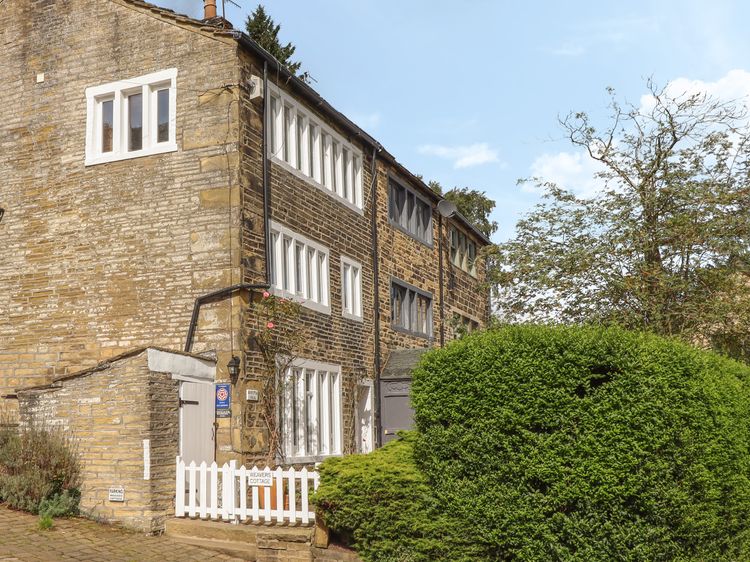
[232,51,376,465]
[0,0,243,402]
[16,349,180,532]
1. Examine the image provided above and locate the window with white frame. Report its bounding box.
[388,179,433,244]
[449,226,477,276]
[85,69,177,165]
[340,256,362,320]
[391,279,432,337]
[267,85,364,211]
[269,221,330,313]
[280,360,342,460]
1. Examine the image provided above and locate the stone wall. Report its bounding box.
[15,347,213,532]
[0,0,242,401]
[1,0,491,471]
[233,51,377,465]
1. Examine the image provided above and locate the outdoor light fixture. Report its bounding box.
[227,355,241,384]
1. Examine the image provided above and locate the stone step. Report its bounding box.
[164,517,314,561]
[165,517,259,560]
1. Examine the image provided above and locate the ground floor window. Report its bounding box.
[280,359,342,460]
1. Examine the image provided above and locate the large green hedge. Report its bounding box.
[314,432,481,561]
[412,325,750,560]
[315,326,750,560]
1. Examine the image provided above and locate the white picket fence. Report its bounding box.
[175,456,320,525]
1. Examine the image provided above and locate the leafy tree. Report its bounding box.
[245,4,304,78]
[492,80,750,359]
[429,181,498,238]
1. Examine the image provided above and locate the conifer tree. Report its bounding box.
[245,5,303,77]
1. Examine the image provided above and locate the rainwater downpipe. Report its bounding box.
[184,62,273,353]
[369,145,384,448]
[262,61,271,283]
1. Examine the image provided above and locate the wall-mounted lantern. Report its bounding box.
[227,355,241,385]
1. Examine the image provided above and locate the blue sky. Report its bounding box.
[159,0,750,242]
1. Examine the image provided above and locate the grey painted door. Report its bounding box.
[179,381,215,464]
[379,378,414,445]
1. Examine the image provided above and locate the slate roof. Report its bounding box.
[381,348,428,380]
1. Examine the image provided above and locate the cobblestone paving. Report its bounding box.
[0,506,246,561]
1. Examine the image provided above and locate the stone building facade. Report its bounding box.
[1,0,491,478]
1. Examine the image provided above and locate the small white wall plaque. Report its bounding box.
[143,439,150,480]
[246,389,259,401]
[108,487,125,502]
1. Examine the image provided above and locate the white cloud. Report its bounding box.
[527,151,606,198]
[529,69,750,199]
[545,17,658,58]
[418,143,502,169]
[640,69,750,113]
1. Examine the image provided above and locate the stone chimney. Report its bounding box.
[203,0,217,20]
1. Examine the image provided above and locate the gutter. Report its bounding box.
[227,31,491,247]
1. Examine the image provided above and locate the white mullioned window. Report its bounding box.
[450,226,478,276]
[391,279,433,337]
[269,221,330,314]
[85,68,177,166]
[279,359,343,460]
[340,256,363,320]
[266,84,364,212]
[388,179,433,245]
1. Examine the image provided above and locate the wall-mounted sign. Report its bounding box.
[108,487,125,502]
[247,471,273,487]
[215,383,231,418]
[246,389,259,402]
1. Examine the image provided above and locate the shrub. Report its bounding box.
[0,422,81,517]
[313,433,481,562]
[411,325,750,560]
[38,514,53,531]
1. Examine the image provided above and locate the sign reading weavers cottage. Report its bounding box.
[247,471,273,487]
[215,383,231,418]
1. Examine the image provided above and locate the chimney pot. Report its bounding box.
[203,0,217,20]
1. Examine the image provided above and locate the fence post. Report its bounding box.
[175,456,184,517]
[288,467,297,524]
[188,461,197,518]
[210,462,219,519]
[199,461,208,519]
[300,467,309,525]
[229,460,238,523]
[275,467,284,524]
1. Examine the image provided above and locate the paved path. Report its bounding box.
[0,505,246,561]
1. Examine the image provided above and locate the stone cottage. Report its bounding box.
[0,0,491,529]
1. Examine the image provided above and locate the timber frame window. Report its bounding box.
[280,359,342,461]
[388,178,433,245]
[85,69,177,165]
[449,226,477,276]
[391,279,433,337]
[340,256,363,320]
[267,85,364,212]
[269,221,330,314]
[451,311,480,339]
